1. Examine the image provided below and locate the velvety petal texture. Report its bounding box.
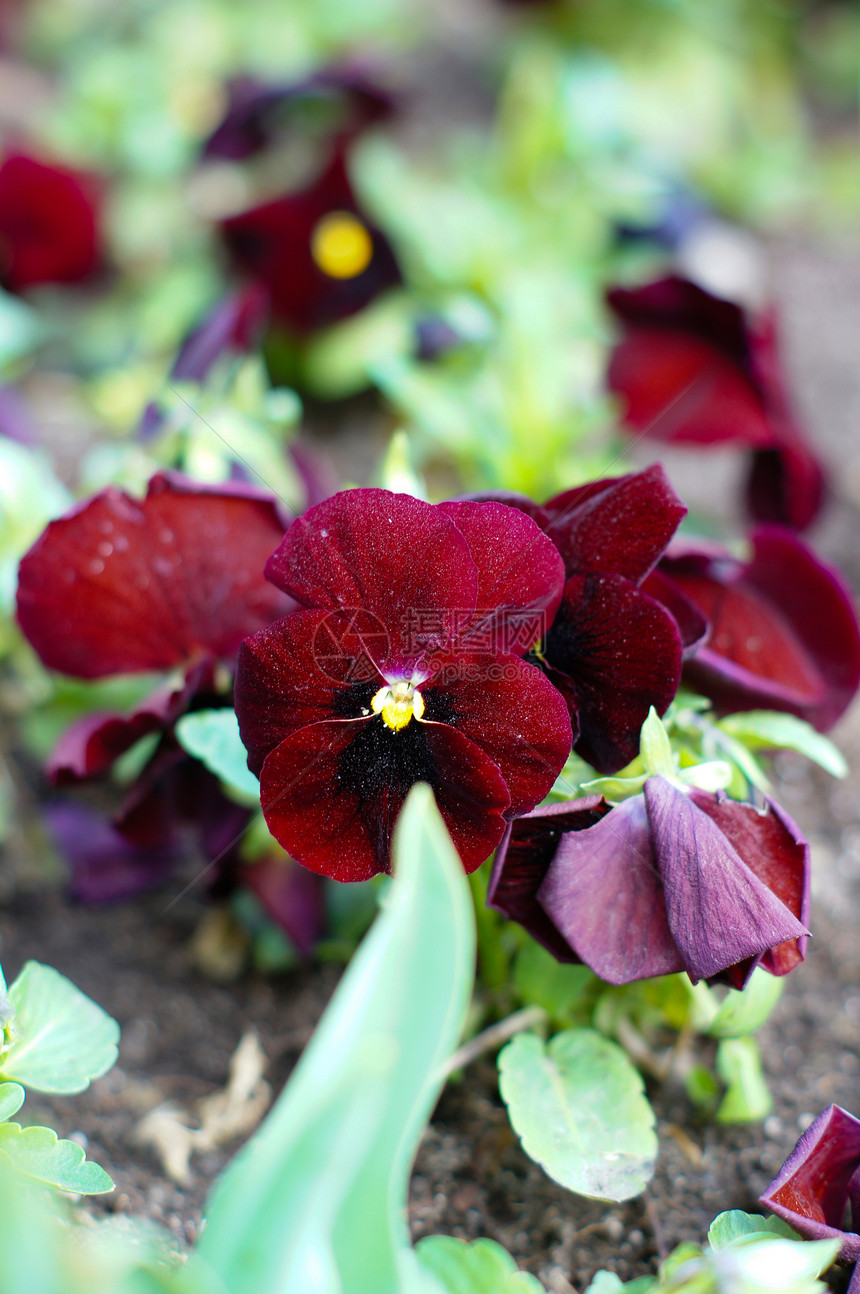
[17,473,292,678]
[220,148,400,335]
[235,487,571,878]
[488,778,810,987]
[0,152,102,293]
[760,1105,860,1263]
[659,527,860,730]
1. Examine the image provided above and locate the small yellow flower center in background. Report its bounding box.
[311,211,373,279]
[371,681,425,732]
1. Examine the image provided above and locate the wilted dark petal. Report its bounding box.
[542,465,687,583]
[487,797,611,961]
[46,802,181,903]
[242,855,327,957]
[0,153,101,293]
[17,473,291,678]
[745,442,827,533]
[641,567,709,657]
[265,489,477,677]
[544,574,682,774]
[438,500,564,655]
[221,149,400,335]
[607,277,754,372]
[760,1104,860,1262]
[259,718,509,881]
[235,608,382,776]
[606,327,773,446]
[538,796,684,984]
[644,777,807,984]
[171,286,268,383]
[670,527,860,730]
[47,666,205,784]
[422,653,571,816]
[690,791,810,979]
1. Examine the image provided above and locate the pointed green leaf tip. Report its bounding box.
[0,1124,114,1194]
[0,962,119,1094]
[198,783,476,1294]
[175,709,261,802]
[498,1028,657,1202]
[0,1083,24,1122]
[639,708,675,779]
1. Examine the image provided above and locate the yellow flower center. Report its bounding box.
[371,681,425,732]
[310,211,373,279]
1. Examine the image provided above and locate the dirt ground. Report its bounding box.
[1,233,859,1292]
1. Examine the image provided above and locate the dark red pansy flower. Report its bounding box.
[489,777,809,987]
[220,147,400,336]
[17,472,292,790]
[203,65,393,161]
[760,1105,860,1274]
[485,466,689,773]
[606,275,827,530]
[0,152,102,294]
[651,526,860,731]
[234,488,572,882]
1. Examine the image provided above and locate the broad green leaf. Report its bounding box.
[0,1082,24,1122]
[498,1028,657,1201]
[416,1236,545,1292]
[0,1124,114,1194]
[710,1235,840,1290]
[705,970,783,1039]
[513,940,594,1021]
[198,784,475,1294]
[585,1277,655,1293]
[719,712,848,779]
[715,1038,771,1124]
[1,962,119,1094]
[707,1211,799,1249]
[174,710,260,804]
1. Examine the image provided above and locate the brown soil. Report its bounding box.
[1,234,859,1292]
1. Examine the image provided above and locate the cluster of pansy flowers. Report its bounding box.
[15,459,860,987]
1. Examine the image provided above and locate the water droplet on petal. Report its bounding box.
[89,559,105,576]
[113,534,129,552]
[159,528,174,545]
[97,519,114,535]
[97,541,113,558]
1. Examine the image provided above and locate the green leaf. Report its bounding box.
[705,970,783,1039]
[0,1082,25,1122]
[707,1211,799,1249]
[715,1038,771,1124]
[709,1235,840,1290]
[174,710,260,804]
[719,712,848,778]
[584,1275,655,1293]
[513,940,594,1022]
[1,962,119,1094]
[498,1028,657,1201]
[198,784,475,1294]
[639,708,675,779]
[416,1236,545,1292]
[0,1124,114,1194]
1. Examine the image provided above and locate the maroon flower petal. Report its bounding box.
[438,500,565,655]
[607,326,773,446]
[760,1104,860,1262]
[544,573,683,774]
[422,652,572,816]
[668,527,860,730]
[17,473,291,678]
[259,718,509,881]
[541,465,688,583]
[745,442,827,533]
[643,777,807,983]
[0,152,102,293]
[607,277,754,368]
[538,795,684,984]
[690,791,810,979]
[641,567,709,657]
[462,490,551,530]
[235,608,383,776]
[487,797,612,961]
[242,855,327,958]
[220,148,400,335]
[47,666,205,784]
[264,489,478,677]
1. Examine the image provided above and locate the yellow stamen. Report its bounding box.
[311,210,373,279]
[371,681,425,732]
